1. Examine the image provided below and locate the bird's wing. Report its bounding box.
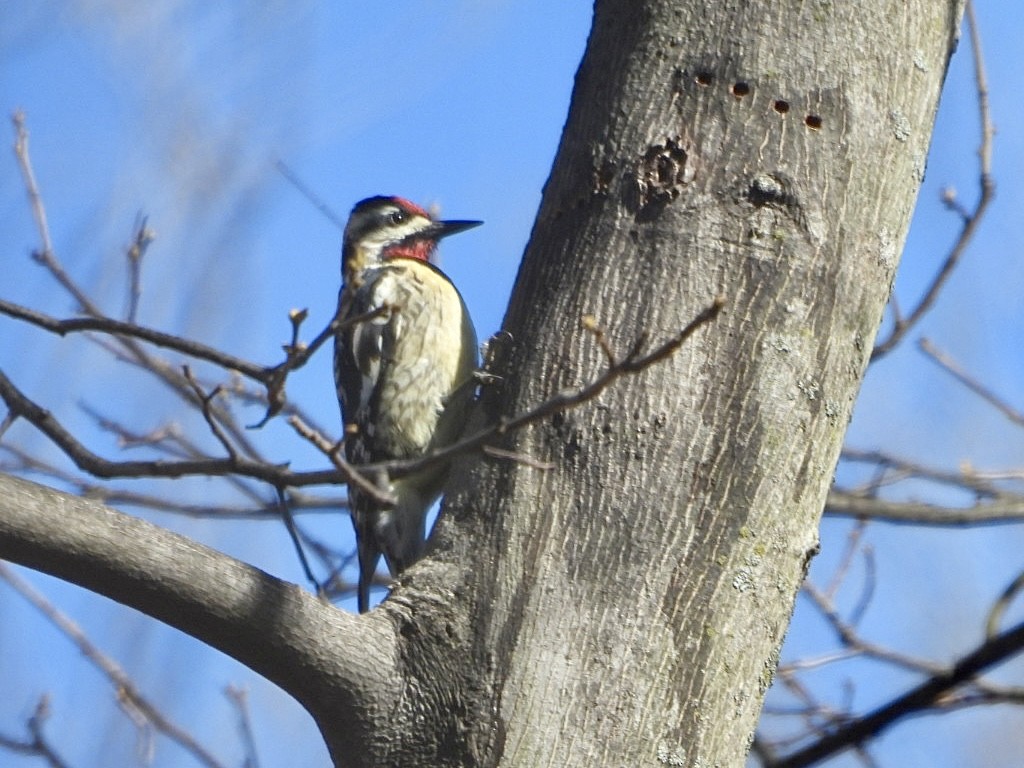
[335,282,384,429]
[334,280,392,614]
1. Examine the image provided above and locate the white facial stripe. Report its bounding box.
[360,210,433,252]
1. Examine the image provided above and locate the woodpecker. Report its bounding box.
[334,195,480,613]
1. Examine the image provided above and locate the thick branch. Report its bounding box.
[0,473,386,722]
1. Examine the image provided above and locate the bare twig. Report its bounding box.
[0,295,387,430]
[275,486,322,594]
[83,333,269,461]
[800,580,944,676]
[824,519,867,600]
[839,448,1007,495]
[275,159,346,230]
[0,297,267,381]
[818,518,877,628]
[839,447,1021,496]
[986,569,1024,639]
[767,667,850,752]
[11,112,55,265]
[287,414,395,505]
[581,314,620,365]
[252,303,390,427]
[847,545,876,629]
[183,365,237,460]
[828,447,1024,526]
[0,696,71,768]
[0,563,227,768]
[13,112,98,315]
[78,405,182,453]
[77,401,290,516]
[225,686,262,768]
[871,2,994,361]
[86,332,337,450]
[770,620,1024,768]
[125,212,155,323]
[919,338,1024,427]
[965,0,994,174]
[0,366,336,486]
[2,441,345,517]
[2,299,725,494]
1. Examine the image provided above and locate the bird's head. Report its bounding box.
[342,196,481,279]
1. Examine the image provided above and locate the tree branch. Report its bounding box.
[870,1,994,361]
[825,490,1024,526]
[224,685,262,768]
[369,296,726,479]
[0,562,227,768]
[771,620,1024,768]
[919,337,1024,427]
[0,300,725,491]
[0,473,382,704]
[0,297,268,380]
[1,440,345,516]
[124,212,154,324]
[0,697,70,768]
[829,446,1024,525]
[839,447,1019,496]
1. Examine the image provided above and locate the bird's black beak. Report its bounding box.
[432,219,483,240]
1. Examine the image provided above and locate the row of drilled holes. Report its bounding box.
[694,72,822,129]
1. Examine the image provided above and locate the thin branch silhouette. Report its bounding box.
[871,2,994,361]
[770,621,1024,768]
[0,562,227,768]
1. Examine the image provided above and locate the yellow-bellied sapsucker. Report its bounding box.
[334,196,479,613]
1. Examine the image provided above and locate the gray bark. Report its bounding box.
[411,0,963,765]
[0,1,963,766]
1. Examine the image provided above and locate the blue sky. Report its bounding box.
[1,2,1022,767]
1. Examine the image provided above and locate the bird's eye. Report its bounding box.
[389,209,407,225]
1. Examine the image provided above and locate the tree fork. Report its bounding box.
[0,1,965,766]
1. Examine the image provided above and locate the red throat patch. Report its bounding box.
[384,239,436,263]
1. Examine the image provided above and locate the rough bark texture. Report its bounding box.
[405,1,963,766]
[0,473,399,762]
[0,1,963,767]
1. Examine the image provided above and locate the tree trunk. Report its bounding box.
[390,1,963,766]
[0,1,963,766]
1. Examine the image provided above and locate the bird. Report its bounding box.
[333,195,480,613]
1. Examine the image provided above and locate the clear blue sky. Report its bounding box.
[1,2,1022,767]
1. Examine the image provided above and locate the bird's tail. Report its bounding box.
[352,483,433,613]
[352,489,382,614]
